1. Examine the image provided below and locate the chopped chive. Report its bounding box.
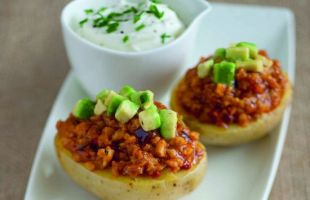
[106,22,119,33]
[151,0,162,3]
[134,12,143,23]
[135,24,145,31]
[107,12,123,19]
[123,7,138,14]
[147,5,164,19]
[93,17,109,28]
[123,35,129,43]
[97,7,107,14]
[84,9,94,15]
[160,33,171,44]
[79,18,88,27]
[131,7,138,13]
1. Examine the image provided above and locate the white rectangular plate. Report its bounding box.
[25,3,295,200]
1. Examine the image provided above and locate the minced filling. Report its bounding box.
[56,102,204,178]
[176,50,288,127]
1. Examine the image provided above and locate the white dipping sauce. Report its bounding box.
[74,0,185,52]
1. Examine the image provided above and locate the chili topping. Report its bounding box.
[57,103,204,178]
[57,84,205,178]
[176,50,288,127]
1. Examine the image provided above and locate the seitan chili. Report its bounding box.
[176,50,288,127]
[56,102,204,178]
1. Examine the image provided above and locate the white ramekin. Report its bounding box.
[61,0,211,99]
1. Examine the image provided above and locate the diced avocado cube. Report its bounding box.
[94,99,107,116]
[257,55,273,68]
[115,100,139,123]
[146,104,158,112]
[138,106,161,131]
[106,94,126,116]
[214,48,226,60]
[159,109,177,140]
[213,61,236,86]
[139,90,154,109]
[229,43,237,47]
[73,98,95,120]
[130,91,141,105]
[236,60,264,72]
[119,85,136,98]
[226,47,250,61]
[130,90,154,110]
[237,42,258,58]
[96,89,110,101]
[197,59,214,78]
[104,91,118,106]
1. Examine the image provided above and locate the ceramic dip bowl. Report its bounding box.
[61,0,212,99]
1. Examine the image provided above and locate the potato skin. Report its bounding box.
[55,136,207,200]
[170,78,292,146]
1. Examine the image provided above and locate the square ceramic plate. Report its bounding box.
[24,3,295,200]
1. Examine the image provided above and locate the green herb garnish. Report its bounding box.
[96,7,107,14]
[135,24,145,31]
[160,33,171,44]
[134,12,143,23]
[93,16,109,28]
[147,5,164,19]
[151,0,162,3]
[107,12,123,19]
[106,22,119,33]
[123,35,129,43]
[82,5,162,35]
[79,18,88,27]
[84,9,94,15]
[123,7,138,14]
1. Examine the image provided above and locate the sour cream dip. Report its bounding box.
[73,0,185,52]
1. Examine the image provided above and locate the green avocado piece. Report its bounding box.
[104,91,118,106]
[226,47,250,61]
[96,89,110,101]
[115,100,139,123]
[94,99,107,116]
[146,104,158,112]
[130,91,141,105]
[159,109,177,140]
[73,98,95,120]
[138,106,161,131]
[257,55,273,68]
[213,61,236,86]
[197,59,214,78]
[139,90,154,109]
[236,59,264,72]
[119,85,136,98]
[130,90,154,109]
[214,48,226,60]
[237,42,258,59]
[106,94,126,116]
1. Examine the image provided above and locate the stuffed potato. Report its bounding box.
[171,42,292,146]
[55,86,207,200]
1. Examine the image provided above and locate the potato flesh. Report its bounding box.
[170,78,292,146]
[55,136,207,200]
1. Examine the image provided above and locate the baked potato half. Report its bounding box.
[171,76,292,147]
[170,42,293,146]
[55,135,207,200]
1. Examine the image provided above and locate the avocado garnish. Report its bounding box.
[71,85,178,139]
[197,42,271,86]
[139,105,161,131]
[73,98,95,120]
